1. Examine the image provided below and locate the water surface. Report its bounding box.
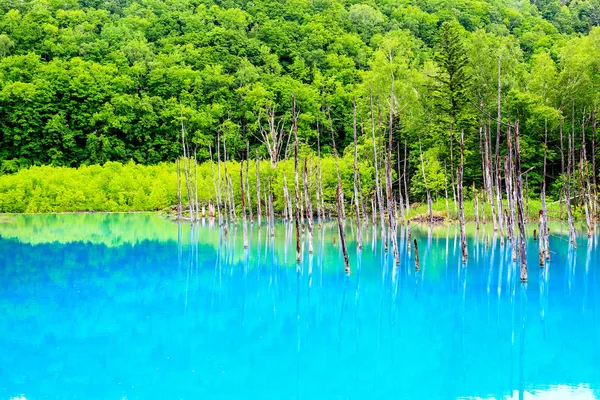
[0,214,599,399]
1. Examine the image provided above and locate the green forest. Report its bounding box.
[0,0,598,215]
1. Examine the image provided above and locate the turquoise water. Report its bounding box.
[0,214,599,399]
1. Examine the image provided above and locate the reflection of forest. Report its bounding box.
[0,215,599,399]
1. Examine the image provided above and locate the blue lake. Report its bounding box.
[0,214,599,399]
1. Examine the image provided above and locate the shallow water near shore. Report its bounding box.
[0,214,599,399]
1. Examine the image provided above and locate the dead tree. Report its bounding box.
[458,129,467,263]
[337,185,351,274]
[541,120,550,260]
[418,138,433,224]
[255,150,262,228]
[177,157,182,220]
[484,122,497,229]
[246,142,253,223]
[328,107,345,221]
[352,100,363,249]
[303,159,314,254]
[513,121,528,282]
[209,144,222,226]
[257,105,288,167]
[473,184,480,230]
[495,55,505,243]
[316,116,326,224]
[397,143,405,224]
[292,94,301,263]
[565,106,576,244]
[180,104,194,221]
[414,239,420,271]
[370,88,387,249]
[403,139,410,216]
[240,161,248,248]
[386,86,400,265]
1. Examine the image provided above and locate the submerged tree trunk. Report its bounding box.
[337,184,351,274]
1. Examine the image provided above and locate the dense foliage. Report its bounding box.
[0,0,598,204]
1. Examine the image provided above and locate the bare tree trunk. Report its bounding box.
[314,166,322,229]
[407,221,411,251]
[371,88,387,249]
[219,135,228,234]
[541,120,550,260]
[581,113,593,236]
[246,142,253,223]
[209,144,221,225]
[414,239,420,271]
[283,174,293,224]
[538,210,545,267]
[397,143,405,224]
[403,139,410,216]
[317,116,326,224]
[336,184,350,274]
[559,119,565,219]
[458,129,467,262]
[240,161,248,248]
[227,174,236,223]
[255,150,262,228]
[177,157,182,220]
[495,56,505,244]
[566,105,576,244]
[505,151,517,262]
[353,99,363,249]
[328,107,346,221]
[303,159,314,253]
[194,148,199,222]
[269,186,275,237]
[293,94,301,263]
[223,141,234,223]
[444,161,450,220]
[449,123,457,213]
[386,85,400,265]
[514,121,528,282]
[484,122,496,229]
[419,138,433,224]
[180,105,194,221]
[592,110,598,221]
[474,184,480,230]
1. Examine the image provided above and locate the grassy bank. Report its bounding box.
[0,160,584,221]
